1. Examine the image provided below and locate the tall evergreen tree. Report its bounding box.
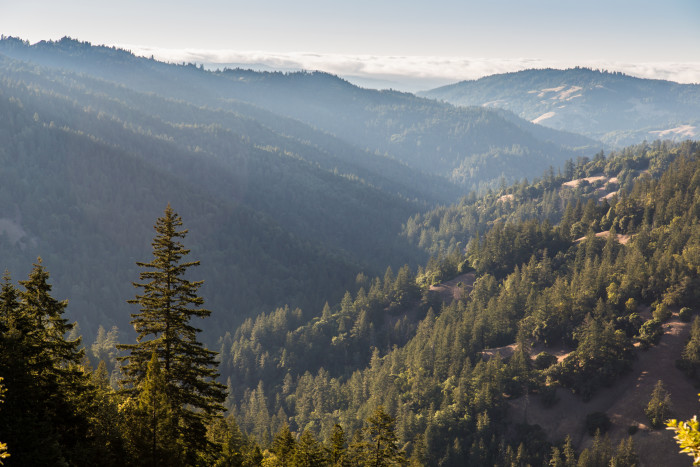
[327,424,348,466]
[0,262,93,465]
[118,205,226,463]
[360,406,407,467]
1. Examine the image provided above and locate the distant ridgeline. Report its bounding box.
[0,46,698,465]
[0,36,603,344]
[420,67,700,147]
[2,35,700,466]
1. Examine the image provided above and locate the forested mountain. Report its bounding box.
[0,37,600,191]
[420,68,700,147]
[0,37,606,343]
[218,141,700,466]
[2,35,700,467]
[0,51,427,342]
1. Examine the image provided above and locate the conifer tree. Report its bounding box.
[360,406,407,466]
[0,263,97,464]
[645,380,673,428]
[271,423,296,465]
[119,205,226,462]
[328,424,348,466]
[293,430,328,467]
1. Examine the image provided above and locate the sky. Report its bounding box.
[2,0,700,91]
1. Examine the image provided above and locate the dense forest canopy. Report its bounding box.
[1,138,698,465]
[1,36,700,466]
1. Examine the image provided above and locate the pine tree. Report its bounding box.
[0,262,93,464]
[293,430,328,467]
[207,414,246,467]
[139,352,180,464]
[118,205,226,462]
[645,379,673,428]
[328,424,348,466]
[271,423,296,465]
[361,406,407,466]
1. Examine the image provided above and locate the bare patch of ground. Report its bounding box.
[562,175,608,188]
[508,313,697,466]
[481,342,572,363]
[575,230,632,245]
[386,272,476,329]
[649,124,697,139]
[429,272,475,303]
[481,343,519,360]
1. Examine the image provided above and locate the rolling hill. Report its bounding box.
[420,67,700,147]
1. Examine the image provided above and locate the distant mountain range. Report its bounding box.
[419,67,700,147]
[0,37,605,342]
[0,37,599,190]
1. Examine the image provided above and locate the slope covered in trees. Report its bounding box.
[219,141,700,465]
[0,37,600,191]
[0,140,698,465]
[0,49,441,342]
[1,36,699,466]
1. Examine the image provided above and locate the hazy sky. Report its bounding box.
[2,0,699,90]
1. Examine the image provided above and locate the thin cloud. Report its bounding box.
[115,44,700,92]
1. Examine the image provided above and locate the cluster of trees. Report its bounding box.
[0,207,229,465]
[403,140,686,257]
[0,50,438,344]
[2,139,699,465]
[220,141,699,464]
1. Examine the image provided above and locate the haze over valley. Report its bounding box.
[1,1,699,465]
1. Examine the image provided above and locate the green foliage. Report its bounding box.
[652,302,671,322]
[355,406,407,467]
[668,413,700,465]
[221,141,700,465]
[585,412,611,436]
[637,319,663,349]
[120,352,181,465]
[556,316,633,400]
[681,307,694,322]
[645,380,673,429]
[327,424,348,466]
[118,206,226,464]
[534,352,558,370]
[293,430,328,467]
[270,424,296,465]
[0,262,101,465]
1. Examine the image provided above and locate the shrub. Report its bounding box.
[680,307,693,322]
[637,319,663,349]
[534,352,558,370]
[585,411,611,436]
[652,303,671,322]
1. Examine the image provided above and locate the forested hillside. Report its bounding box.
[1,36,700,467]
[217,141,700,465]
[0,37,599,191]
[0,37,607,343]
[420,68,700,147]
[1,129,699,465]
[0,50,432,341]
